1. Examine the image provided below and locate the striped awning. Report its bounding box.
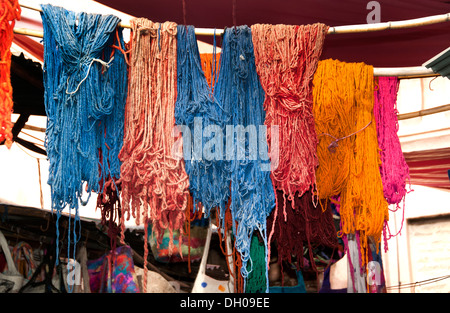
[403,147,450,190]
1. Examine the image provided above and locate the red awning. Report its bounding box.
[96,0,450,67]
[404,147,450,190]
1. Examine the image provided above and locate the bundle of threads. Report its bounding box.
[213,26,275,292]
[118,18,190,292]
[0,0,20,148]
[313,59,388,269]
[373,76,410,250]
[40,4,128,280]
[251,24,329,271]
[175,25,229,217]
[267,190,338,276]
[96,27,128,252]
[251,23,329,199]
[199,52,220,88]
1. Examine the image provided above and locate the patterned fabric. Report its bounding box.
[87,246,139,293]
[149,218,208,263]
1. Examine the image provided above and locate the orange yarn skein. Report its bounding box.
[313,59,388,268]
[0,0,20,148]
[199,53,220,88]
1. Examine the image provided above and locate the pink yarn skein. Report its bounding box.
[374,77,411,206]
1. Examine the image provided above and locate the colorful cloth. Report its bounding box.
[149,218,208,263]
[87,246,139,293]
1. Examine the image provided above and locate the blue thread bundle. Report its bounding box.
[40,4,127,276]
[214,26,275,292]
[175,25,230,217]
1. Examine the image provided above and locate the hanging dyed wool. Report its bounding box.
[245,234,268,293]
[200,52,220,88]
[267,190,338,275]
[251,23,329,200]
[175,25,229,217]
[213,26,275,292]
[314,59,388,269]
[374,76,410,206]
[96,28,128,251]
[251,24,329,272]
[118,19,190,291]
[0,0,20,148]
[40,5,128,268]
[313,60,362,204]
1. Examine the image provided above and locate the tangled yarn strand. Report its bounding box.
[0,0,21,148]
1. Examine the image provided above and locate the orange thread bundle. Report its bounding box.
[313,60,360,205]
[0,0,20,148]
[199,53,220,88]
[313,59,388,268]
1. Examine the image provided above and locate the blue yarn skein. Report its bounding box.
[214,26,275,292]
[175,25,230,218]
[41,4,127,274]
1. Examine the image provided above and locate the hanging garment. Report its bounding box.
[213,26,275,292]
[87,245,140,293]
[0,0,20,148]
[313,59,388,268]
[367,239,387,293]
[175,25,229,217]
[118,18,190,291]
[251,23,329,199]
[345,234,367,293]
[374,76,411,206]
[40,5,128,264]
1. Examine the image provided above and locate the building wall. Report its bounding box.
[382,76,450,293]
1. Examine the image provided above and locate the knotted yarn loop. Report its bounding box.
[66,56,115,95]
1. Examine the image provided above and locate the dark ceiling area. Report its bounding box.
[96,0,450,67]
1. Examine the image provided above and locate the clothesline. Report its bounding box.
[13,3,441,77]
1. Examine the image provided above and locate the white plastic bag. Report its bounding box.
[0,230,24,293]
[191,222,234,293]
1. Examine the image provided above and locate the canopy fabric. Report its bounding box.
[95,0,450,67]
[403,147,450,190]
